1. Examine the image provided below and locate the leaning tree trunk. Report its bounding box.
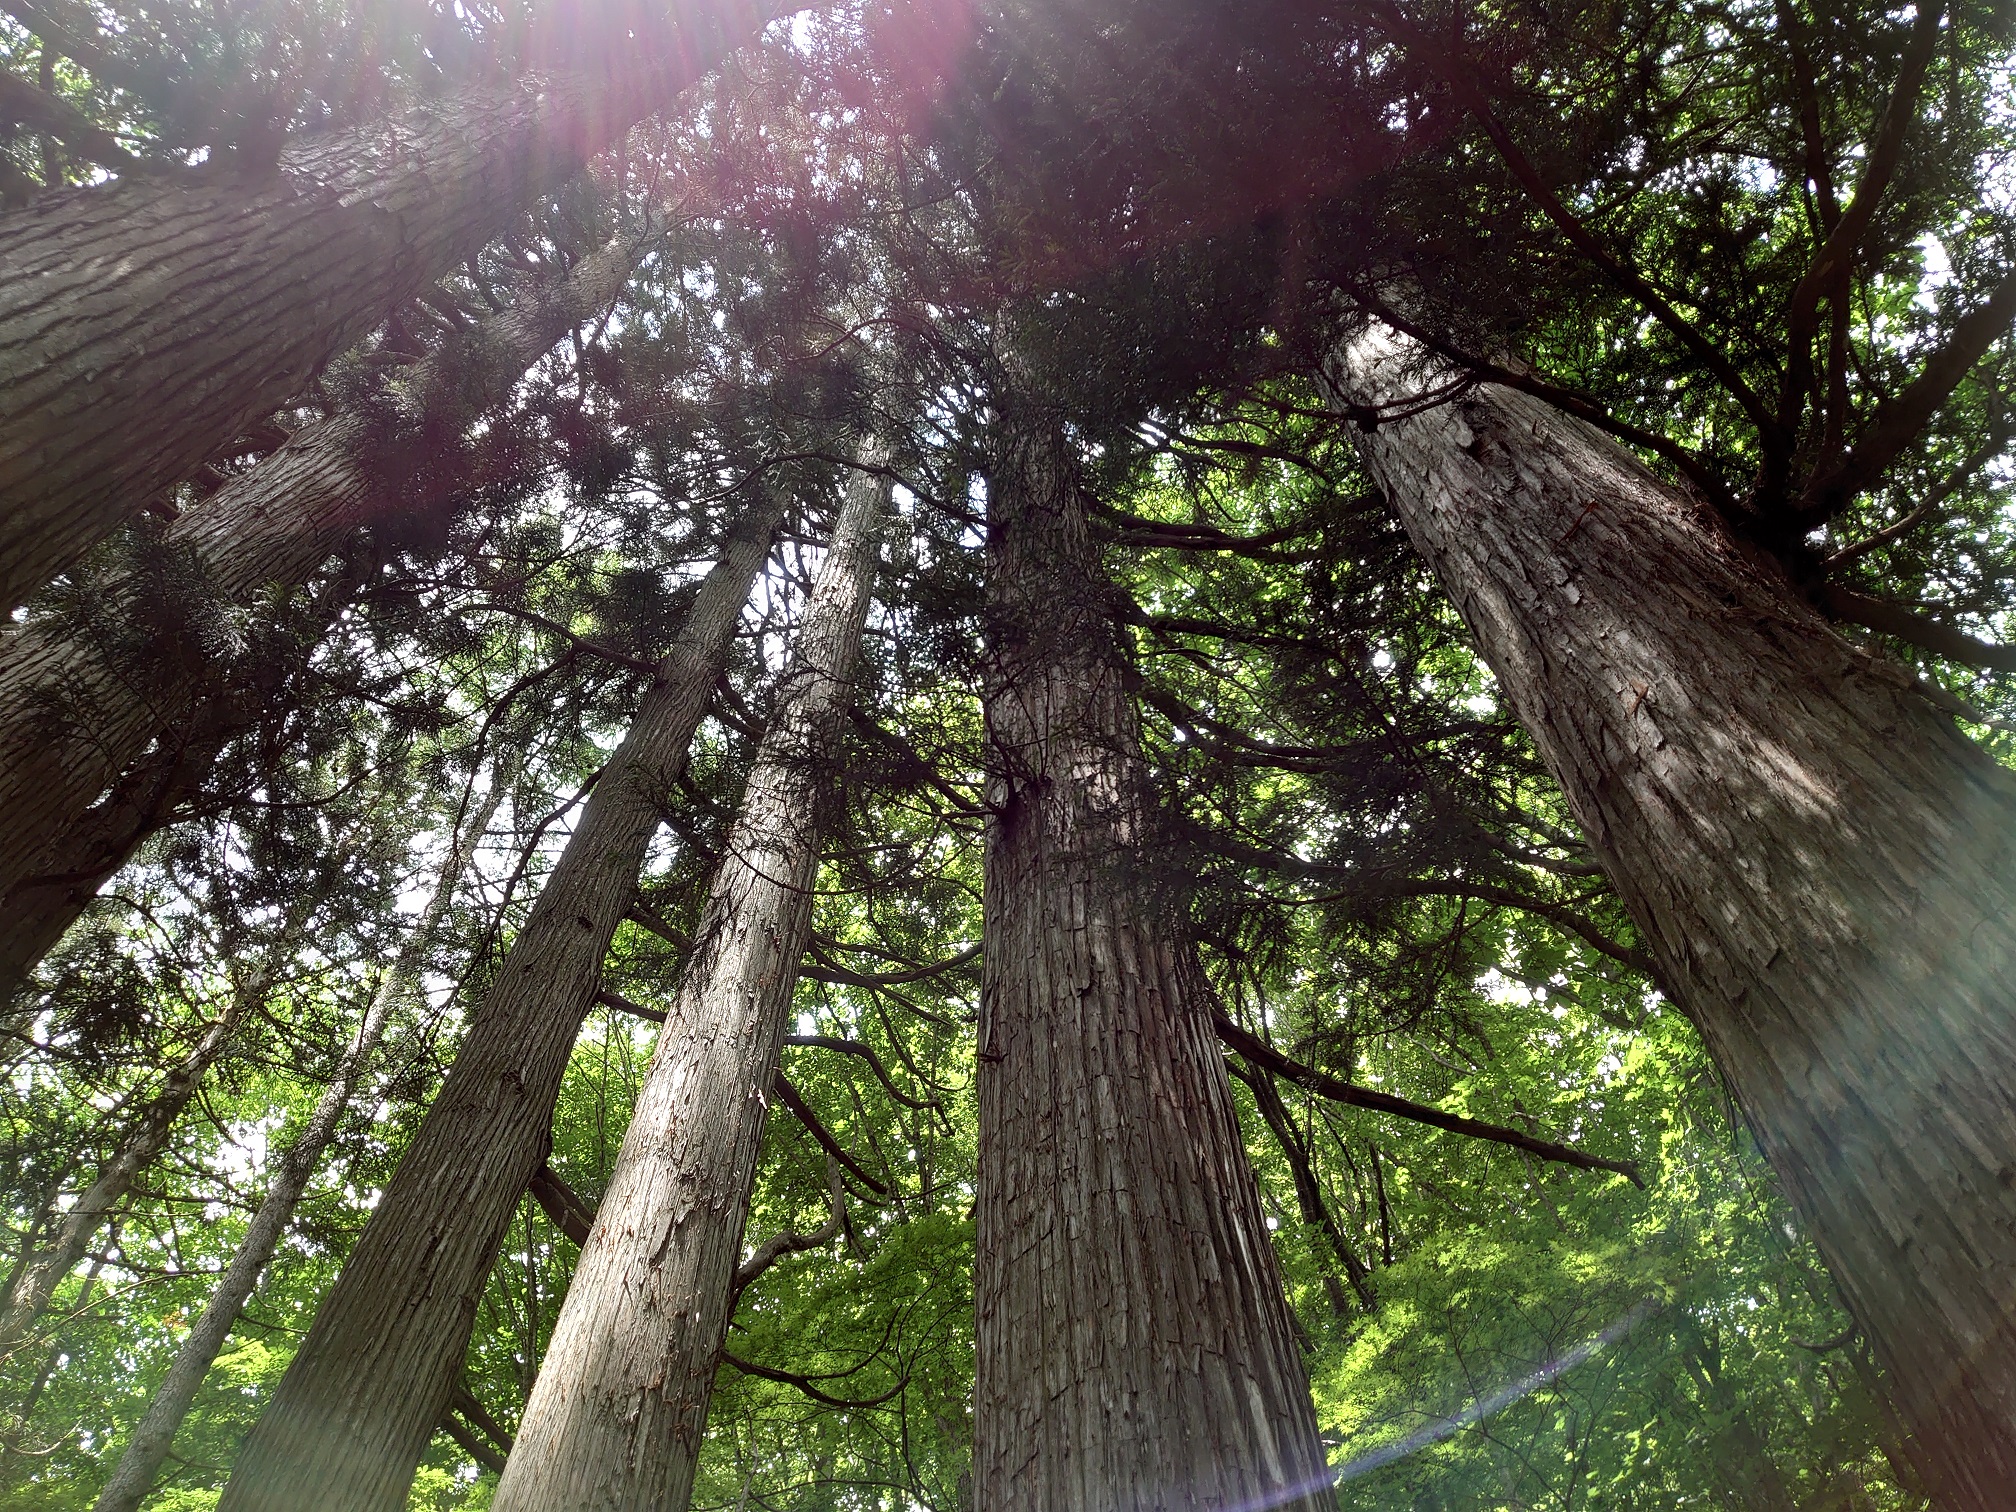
[90,774,504,1512]
[492,464,884,1512]
[0,909,301,1363]
[973,387,1333,1511]
[0,691,241,1015]
[1333,320,2016,1511]
[0,225,658,914]
[216,492,785,1512]
[0,0,784,610]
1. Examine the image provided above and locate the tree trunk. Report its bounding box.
[89,775,504,1512]
[0,226,657,912]
[0,670,254,1012]
[0,914,297,1362]
[492,464,884,1512]
[216,492,785,1512]
[973,388,1333,1511]
[0,0,783,610]
[1333,320,2016,1510]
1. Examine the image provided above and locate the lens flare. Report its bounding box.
[1331,1297,1665,1487]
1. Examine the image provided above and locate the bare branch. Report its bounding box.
[1781,0,1946,437]
[730,1157,844,1309]
[0,71,138,171]
[1819,584,2016,673]
[771,1074,888,1195]
[784,1035,939,1110]
[527,1163,597,1246]
[1215,1015,1645,1186]
[1798,264,2016,523]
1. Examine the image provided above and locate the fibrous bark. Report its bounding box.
[492,463,884,1512]
[0,226,657,923]
[1333,320,2016,1511]
[0,0,784,609]
[973,387,1333,1511]
[91,775,504,1512]
[215,493,785,1512]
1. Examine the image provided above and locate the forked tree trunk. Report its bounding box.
[492,465,884,1512]
[1333,321,2016,1511]
[973,388,1333,1511]
[0,0,784,609]
[90,776,504,1512]
[0,226,658,911]
[215,493,784,1512]
[0,910,301,1362]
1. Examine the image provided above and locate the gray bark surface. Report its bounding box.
[0,0,781,609]
[1334,321,2016,1511]
[215,495,784,1512]
[973,393,1333,1512]
[491,465,884,1512]
[88,779,503,1512]
[0,227,656,916]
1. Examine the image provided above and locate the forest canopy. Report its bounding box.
[1,0,2013,1507]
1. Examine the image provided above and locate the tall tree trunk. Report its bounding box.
[216,492,785,1512]
[0,0,783,610]
[492,464,884,1512]
[0,656,268,1014]
[0,226,657,911]
[0,910,300,1363]
[973,387,1333,1511]
[1332,320,2016,1510]
[90,774,505,1512]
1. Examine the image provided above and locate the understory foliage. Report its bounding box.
[2,0,2012,1505]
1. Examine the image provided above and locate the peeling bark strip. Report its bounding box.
[493,465,885,1512]
[216,495,784,1512]
[974,388,1332,1512]
[0,226,657,927]
[0,0,786,610]
[91,778,503,1512]
[1334,321,2016,1512]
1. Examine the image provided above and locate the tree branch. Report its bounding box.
[0,71,138,171]
[1824,422,2009,567]
[1819,584,2016,673]
[438,1406,507,1476]
[718,1348,906,1409]
[1226,1057,1375,1313]
[771,1074,888,1195]
[1360,0,1778,443]
[527,1163,597,1246]
[1797,262,2016,524]
[596,987,665,1024]
[1780,0,1946,438]
[1214,1015,1644,1187]
[784,1035,939,1110]
[730,1157,844,1310]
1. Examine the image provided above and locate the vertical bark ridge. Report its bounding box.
[1333,321,2016,1510]
[0,0,784,609]
[491,461,885,1512]
[973,388,1333,1512]
[91,773,507,1512]
[215,492,785,1512]
[0,226,658,917]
